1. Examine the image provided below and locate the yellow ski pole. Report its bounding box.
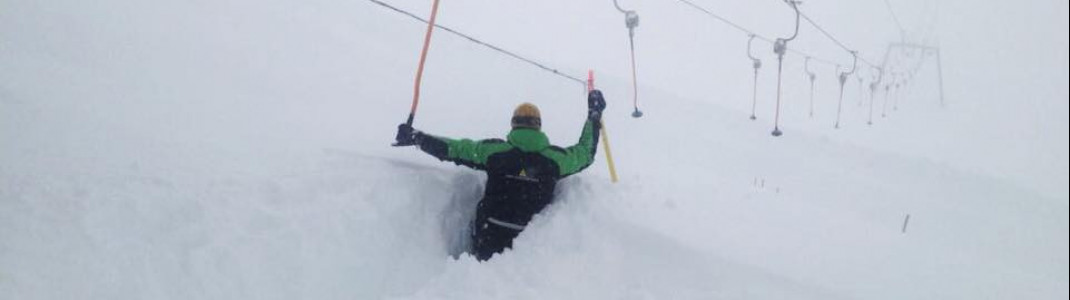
[599,122,619,183]
[588,70,619,183]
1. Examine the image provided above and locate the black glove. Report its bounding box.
[588,89,606,119]
[394,123,420,146]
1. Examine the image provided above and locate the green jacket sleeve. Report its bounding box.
[553,118,601,176]
[417,133,511,170]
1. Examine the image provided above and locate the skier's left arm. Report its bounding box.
[552,90,605,176]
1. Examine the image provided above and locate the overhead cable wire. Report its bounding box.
[674,0,854,68]
[676,0,763,39]
[371,0,922,105]
[367,0,585,85]
[882,0,907,41]
[796,10,879,68]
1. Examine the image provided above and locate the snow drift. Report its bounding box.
[2,0,1066,299]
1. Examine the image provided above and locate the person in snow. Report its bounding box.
[394,90,607,261]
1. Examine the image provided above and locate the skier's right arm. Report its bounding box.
[396,124,507,170]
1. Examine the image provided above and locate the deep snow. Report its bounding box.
[2,0,1067,299]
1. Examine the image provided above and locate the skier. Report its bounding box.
[394,90,607,261]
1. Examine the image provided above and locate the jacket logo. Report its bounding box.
[507,168,540,182]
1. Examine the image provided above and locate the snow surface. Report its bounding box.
[2,0,1067,299]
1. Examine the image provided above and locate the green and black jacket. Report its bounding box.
[415,118,601,227]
